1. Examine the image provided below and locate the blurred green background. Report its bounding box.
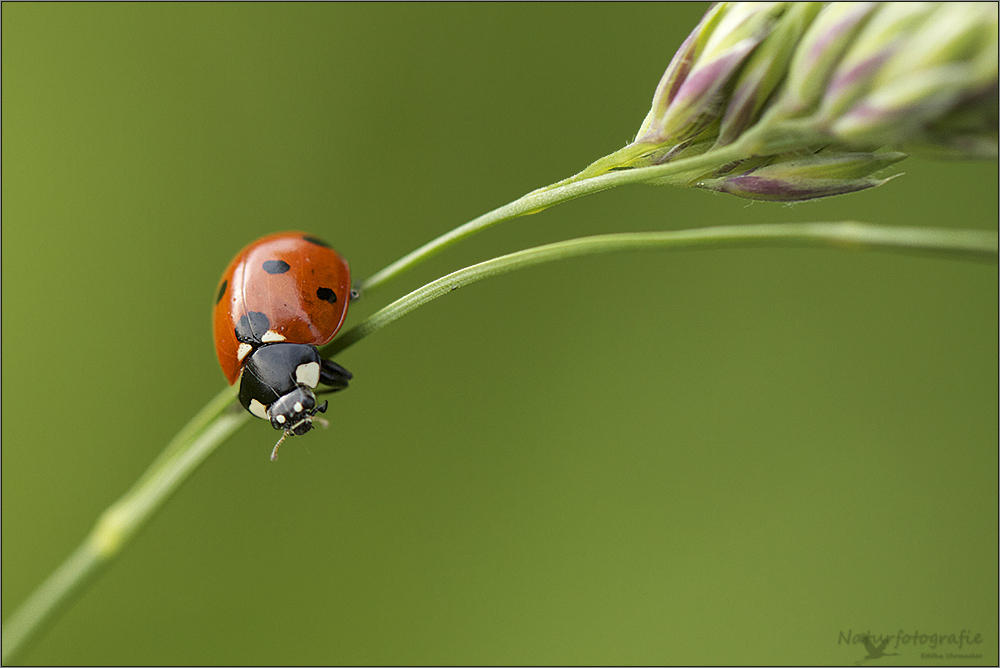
[3,3,997,665]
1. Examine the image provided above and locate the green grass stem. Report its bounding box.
[333,222,998,356]
[1,388,247,665]
[359,141,750,294]
[4,220,995,665]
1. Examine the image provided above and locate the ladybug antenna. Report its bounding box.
[271,431,290,461]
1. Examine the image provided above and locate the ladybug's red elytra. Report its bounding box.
[213,231,353,459]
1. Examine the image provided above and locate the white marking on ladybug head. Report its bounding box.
[293,401,304,413]
[262,330,286,343]
[248,398,269,420]
[295,361,321,388]
[275,414,287,424]
[237,343,253,363]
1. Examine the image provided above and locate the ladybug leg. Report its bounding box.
[312,401,330,430]
[318,358,352,389]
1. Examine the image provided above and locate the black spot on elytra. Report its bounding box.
[262,260,291,274]
[215,280,228,305]
[235,311,271,344]
[316,287,337,304]
[303,235,331,248]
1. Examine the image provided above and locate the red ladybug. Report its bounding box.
[213,231,353,459]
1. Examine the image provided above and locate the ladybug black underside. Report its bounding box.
[238,342,351,413]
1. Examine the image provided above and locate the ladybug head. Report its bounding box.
[267,386,328,435]
[266,387,329,460]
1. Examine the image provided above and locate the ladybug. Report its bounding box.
[213,231,354,460]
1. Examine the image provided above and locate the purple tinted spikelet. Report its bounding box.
[773,3,879,119]
[696,150,906,201]
[717,3,824,145]
[580,2,998,201]
[636,3,788,146]
[827,3,999,153]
